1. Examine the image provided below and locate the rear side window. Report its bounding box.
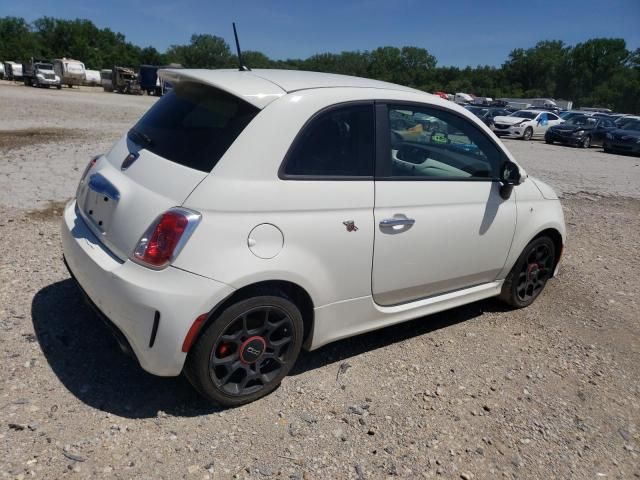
[282,103,374,178]
[129,82,259,172]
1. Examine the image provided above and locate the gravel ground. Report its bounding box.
[1,81,639,479]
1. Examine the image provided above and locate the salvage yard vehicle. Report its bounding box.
[22,60,61,89]
[61,69,566,406]
[84,69,101,86]
[603,118,640,155]
[53,58,86,88]
[465,106,510,128]
[615,115,640,128]
[0,62,4,79]
[100,69,113,92]
[492,109,563,140]
[545,115,616,148]
[3,61,23,81]
[112,66,142,94]
[139,65,162,95]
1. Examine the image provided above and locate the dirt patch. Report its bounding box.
[0,128,81,151]
[25,200,69,220]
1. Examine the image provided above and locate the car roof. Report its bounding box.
[158,68,422,108]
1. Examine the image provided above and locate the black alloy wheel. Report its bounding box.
[185,295,303,407]
[500,236,556,308]
[210,305,294,395]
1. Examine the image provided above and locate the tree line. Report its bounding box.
[1,16,639,113]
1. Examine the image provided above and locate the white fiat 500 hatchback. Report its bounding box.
[62,69,565,406]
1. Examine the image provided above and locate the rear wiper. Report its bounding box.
[127,128,153,148]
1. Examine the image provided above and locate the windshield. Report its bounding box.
[129,81,259,172]
[36,63,53,70]
[465,106,488,116]
[510,111,537,119]
[565,116,597,127]
[621,120,640,131]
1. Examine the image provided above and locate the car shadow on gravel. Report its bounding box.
[31,279,221,419]
[32,278,509,418]
[290,297,510,377]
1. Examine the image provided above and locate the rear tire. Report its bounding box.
[185,294,304,407]
[499,236,556,308]
[522,127,533,141]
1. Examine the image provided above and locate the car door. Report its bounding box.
[372,103,517,306]
[547,113,562,127]
[594,119,615,145]
[534,112,549,135]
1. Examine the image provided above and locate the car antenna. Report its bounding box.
[233,22,251,71]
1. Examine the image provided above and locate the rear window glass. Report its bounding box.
[129,82,259,172]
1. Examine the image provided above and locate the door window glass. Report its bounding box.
[283,104,374,177]
[386,105,505,179]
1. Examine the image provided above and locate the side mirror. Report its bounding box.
[501,160,521,185]
[499,161,521,200]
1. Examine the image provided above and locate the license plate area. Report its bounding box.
[78,173,120,233]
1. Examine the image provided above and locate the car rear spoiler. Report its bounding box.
[157,69,285,109]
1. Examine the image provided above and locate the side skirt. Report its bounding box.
[308,281,503,350]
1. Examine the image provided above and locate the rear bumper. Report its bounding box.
[61,200,234,376]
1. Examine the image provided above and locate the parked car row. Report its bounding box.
[463,106,640,155]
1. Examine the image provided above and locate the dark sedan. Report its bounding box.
[545,115,616,148]
[603,119,640,155]
[464,106,511,128]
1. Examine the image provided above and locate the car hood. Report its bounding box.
[529,177,559,200]
[493,116,530,125]
[550,124,593,133]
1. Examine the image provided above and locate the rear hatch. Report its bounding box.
[76,79,263,261]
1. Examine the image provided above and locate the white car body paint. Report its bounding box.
[62,69,565,377]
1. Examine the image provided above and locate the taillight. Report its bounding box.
[81,155,101,181]
[131,208,201,269]
[76,154,101,199]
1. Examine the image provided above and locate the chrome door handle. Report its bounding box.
[380,217,415,227]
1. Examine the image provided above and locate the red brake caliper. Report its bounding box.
[217,342,232,357]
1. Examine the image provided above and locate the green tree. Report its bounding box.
[0,17,40,61]
[166,34,231,68]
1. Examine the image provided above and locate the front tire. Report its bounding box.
[499,236,556,308]
[185,295,304,407]
[522,127,533,141]
[581,135,591,148]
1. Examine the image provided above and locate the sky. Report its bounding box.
[2,0,639,67]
